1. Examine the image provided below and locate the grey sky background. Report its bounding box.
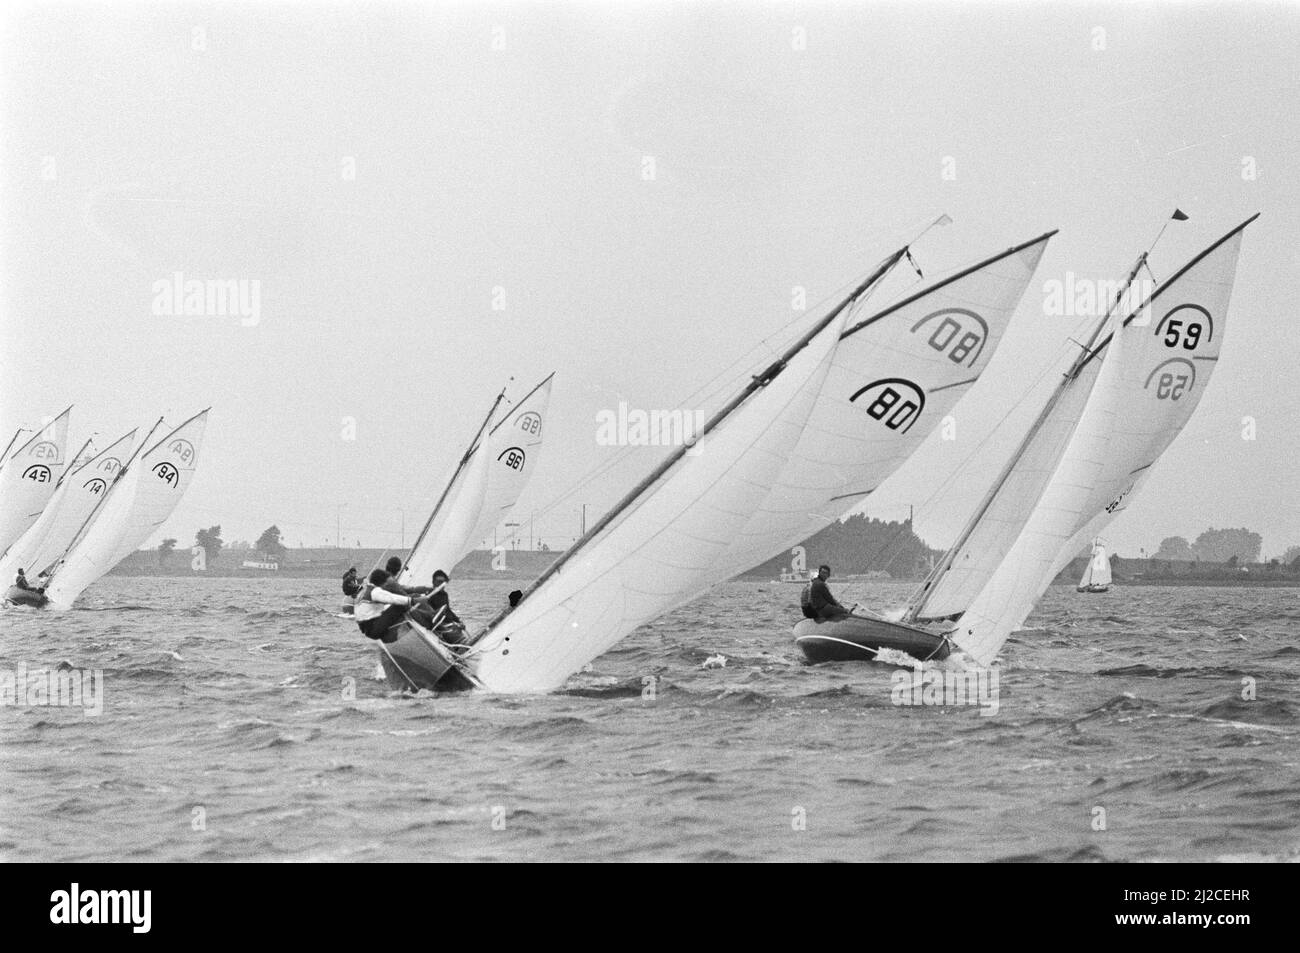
[2,1,1297,564]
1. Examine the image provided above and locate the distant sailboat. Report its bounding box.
[1076,540,1111,593]
[0,429,137,586]
[12,410,210,609]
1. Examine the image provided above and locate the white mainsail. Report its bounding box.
[470,303,852,693]
[712,232,1054,580]
[398,374,553,588]
[0,407,73,557]
[948,216,1253,664]
[43,410,209,608]
[1078,541,1111,590]
[0,430,137,582]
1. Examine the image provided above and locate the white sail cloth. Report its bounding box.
[0,408,72,558]
[472,309,850,693]
[711,233,1054,582]
[399,375,553,587]
[0,430,136,582]
[951,222,1249,664]
[44,411,208,609]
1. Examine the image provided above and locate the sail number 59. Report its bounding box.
[1163,319,1202,350]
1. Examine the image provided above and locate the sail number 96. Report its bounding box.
[1163,320,1202,350]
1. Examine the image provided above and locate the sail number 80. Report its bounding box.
[1163,319,1202,350]
[928,317,981,364]
[865,387,919,431]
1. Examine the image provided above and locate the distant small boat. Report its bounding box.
[776,568,810,584]
[1077,540,1112,593]
[795,613,950,663]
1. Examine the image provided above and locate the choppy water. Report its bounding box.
[2,577,1298,862]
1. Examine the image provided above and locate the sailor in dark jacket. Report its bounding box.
[801,565,849,620]
[341,567,362,597]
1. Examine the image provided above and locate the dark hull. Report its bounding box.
[3,586,48,608]
[375,620,476,692]
[795,614,950,664]
[1077,585,1110,593]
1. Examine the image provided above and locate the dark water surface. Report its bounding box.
[2,577,1297,862]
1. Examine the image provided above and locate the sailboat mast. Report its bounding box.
[402,387,507,567]
[54,437,97,490]
[475,245,911,633]
[0,428,28,462]
[44,417,164,578]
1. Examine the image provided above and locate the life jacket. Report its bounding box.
[800,582,817,619]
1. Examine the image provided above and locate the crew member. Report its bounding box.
[353,569,418,642]
[341,567,362,598]
[801,564,849,620]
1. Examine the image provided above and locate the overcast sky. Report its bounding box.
[2,1,1297,562]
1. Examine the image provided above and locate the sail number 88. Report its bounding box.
[866,387,919,430]
[929,317,980,364]
[1163,319,1202,350]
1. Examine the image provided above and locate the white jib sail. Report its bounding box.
[44,410,208,608]
[398,374,553,588]
[712,232,1054,581]
[0,430,137,582]
[909,338,1107,622]
[0,407,73,557]
[951,217,1251,663]
[471,308,850,693]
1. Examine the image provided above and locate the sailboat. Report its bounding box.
[10,410,211,609]
[1076,539,1111,593]
[370,375,553,691]
[795,215,1256,667]
[0,429,137,588]
[373,229,1054,694]
[0,407,73,560]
